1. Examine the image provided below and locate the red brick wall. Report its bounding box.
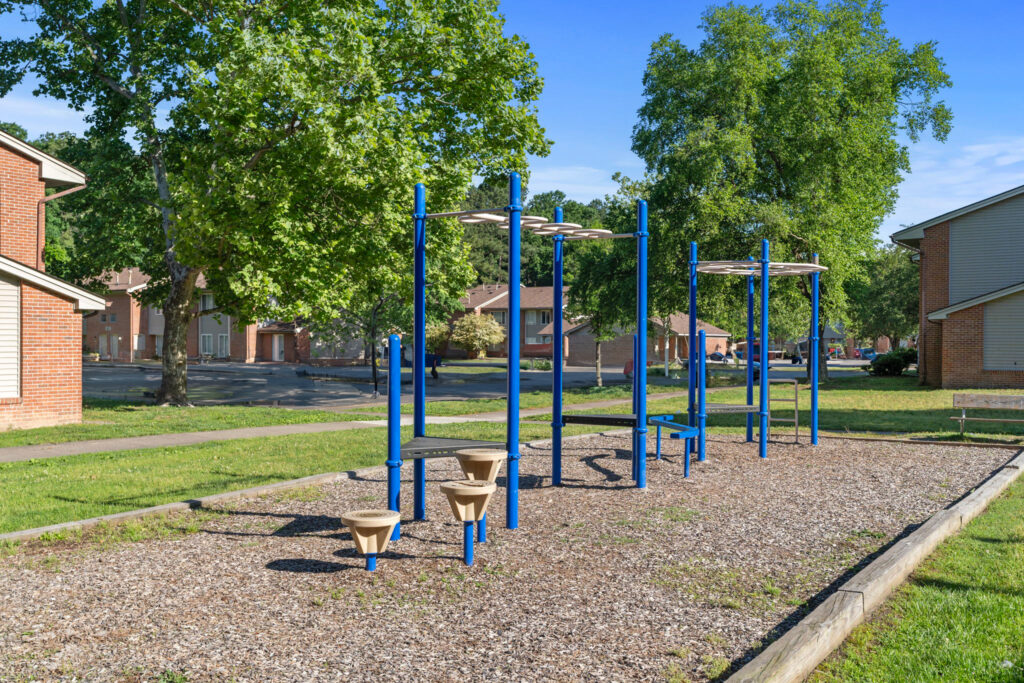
[0,285,83,430]
[230,323,258,362]
[0,145,45,268]
[941,304,1024,389]
[568,328,728,366]
[919,222,949,386]
[82,292,140,361]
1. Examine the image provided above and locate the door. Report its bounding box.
[272,334,285,361]
[110,335,119,360]
[98,335,108,359]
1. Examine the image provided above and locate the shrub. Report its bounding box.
[894,346,918,365]
[450,314,505,359]
[533,359,552,371]
[868,350,910,376]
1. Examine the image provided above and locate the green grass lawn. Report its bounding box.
[0,421,604,534]
[813,477,1024,682]
[0,399,351,449]
[556,376,1024,443]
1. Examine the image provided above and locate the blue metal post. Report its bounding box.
[635,200,648,489]
[811,253,820,446]
[688,242,698,453]
[552,206,564,486]
[746,257,755,442]
[698,329,707,462]
[464,521,474,566]
[759,240,769,459]
[413,184,427,520]
[386,334,402,541]
[366,553,377,572]
[477,517,486,543]
[506,173,522,529]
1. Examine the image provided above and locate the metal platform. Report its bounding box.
[400,436,505,460]
[561,413,638,428]
[705,402,760,414]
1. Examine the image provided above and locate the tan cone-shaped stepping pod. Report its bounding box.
[439,480,497,522]
[455,448,505,483]
[340,509,400,555]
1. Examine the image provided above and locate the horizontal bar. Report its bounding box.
[771,418,796,423]
[424,207,507,219]
[949,417,1024,423]
[563,232,638,240]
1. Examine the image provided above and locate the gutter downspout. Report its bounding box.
[37,183,87,271]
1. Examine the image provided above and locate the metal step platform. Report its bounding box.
[400,436,505,460]
[561,413,638,428]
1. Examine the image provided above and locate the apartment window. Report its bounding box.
[539,310,552,325]
[491,311,507,325]
[200,334,213,355]
[134,334,145,352]
[218,333,229,358]
[153,307,163,316]
[100,314,107,322]
[110,313,117,323]
[200,294,215,312]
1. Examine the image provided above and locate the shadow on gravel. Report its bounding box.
[266,558,356,573]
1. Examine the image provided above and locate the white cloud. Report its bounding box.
[884,135,1024,235]
[528,165,622,202]
[0,94,90,137]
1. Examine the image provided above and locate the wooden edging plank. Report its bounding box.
[728,447,1024,683]
[0,430,617,545]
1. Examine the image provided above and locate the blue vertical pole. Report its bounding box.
[413,184,427,519]
[698,329,707,462]
[552,207,564,486]
[635,200,648,489]
[746,256,755,442]
[688,242,698,453]
[506,173,522,529]
[366,553,377,571]
[386,334,402,541]
[759,240,769,459]
[463,521,474,566]
[811,253,820,445]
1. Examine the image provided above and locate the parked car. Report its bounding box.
[858,347,878,361]
[709,352,725,362]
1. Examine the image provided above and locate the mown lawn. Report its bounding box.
[813,477,1024,682]
[0,421,604,534]
[0,400,351,449]
[558,375,1024,443]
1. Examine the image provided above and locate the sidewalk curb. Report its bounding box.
[727,447,1024,683]
[0,431,619,545]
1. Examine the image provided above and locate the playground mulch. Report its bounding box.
[0,434,1014,682]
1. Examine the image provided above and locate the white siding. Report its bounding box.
[983,291,1024,371]
[0,275,19,398]
[949,193,1024,304]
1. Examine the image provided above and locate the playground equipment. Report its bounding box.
[455,447,504,543]
[341,509,401,571]
[548,201,654,488]
[440,480,497,566]
[681,240,827,460]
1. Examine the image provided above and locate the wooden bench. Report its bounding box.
[952,393,1024,434]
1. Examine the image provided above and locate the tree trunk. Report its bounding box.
[155,266,200,405]
[370,339,379,398]
[664,333,670,377]
[595,340,603,387]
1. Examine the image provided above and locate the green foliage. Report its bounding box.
[1,0,549,401]
[632,0,952,338]
[867,351,910,376]
[425,322,450,354]
[846,243,919,346]
[450,313,506,358]
[0,121,27,139]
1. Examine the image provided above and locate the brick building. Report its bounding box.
[0,130,105,430]
[892,183,1024,388]
[84,268,364,364]
[560,314,730,367]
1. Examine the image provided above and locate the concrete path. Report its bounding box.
[0,392,688,464]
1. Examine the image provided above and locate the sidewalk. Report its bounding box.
[0,392,688,464]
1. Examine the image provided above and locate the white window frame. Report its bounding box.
[200,333,213,355]
[154,335,163,356]
[217,333,229,358]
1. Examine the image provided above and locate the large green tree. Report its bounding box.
[1,0,549,404]
[632,0,951,378]
[846,242,918,348]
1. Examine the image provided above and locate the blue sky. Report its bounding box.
[3,1,1024,237]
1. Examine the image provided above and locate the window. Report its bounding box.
[218,333,229,358]
[153,307,163,316]
[109,313,117,323]
[539,310,552,325]
[0,274,20,399]
[200,294,215,312]
[135,334,145,352]
[100,314,107,322]
[200,334,213,355]
[490,311,507,325]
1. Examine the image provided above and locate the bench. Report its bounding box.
[951,393,1024,434]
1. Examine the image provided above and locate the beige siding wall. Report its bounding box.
[949,192,1024,304]
[983,289,1024,371]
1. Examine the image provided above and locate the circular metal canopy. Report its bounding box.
[696,261,828,277]
[456,211,626,240]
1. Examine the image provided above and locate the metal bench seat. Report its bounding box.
[400,436,505,460]
[561,413,638,428]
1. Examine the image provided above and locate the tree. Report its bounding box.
[846,242,918,348]
[632,0,951,380]
[450,314,506,359]
[1,0,549,404]
[0,121,27,139]
[425,322,451,355]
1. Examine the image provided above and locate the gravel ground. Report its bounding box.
[0,434,1015,682]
